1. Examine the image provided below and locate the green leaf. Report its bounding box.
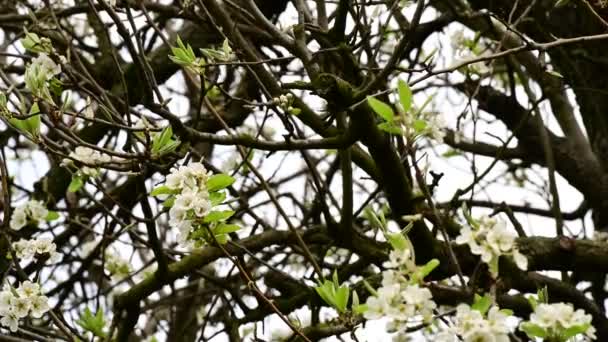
[203,210,235,223]
[520,322,547,338]
[398,79,413,113]
[471,294,492,315]
[363,207,384,230]
[527,295,538,311]
[214,234,229,244]
[354,303,368,314]
[76,307,106,338]
[332,270,340,287]
[334,285,350,313]
[314,281,335,308]
[555,0,570,8]
[377,122,403,135]
[499,309,513,316]
[538,286,549,304]
[413,119,427,133]
[151,126,174,154]
[150,185,175,196]
[367,96,394,122]
[562,323,591,340]
[207,174,236,192]
[418,258,440,278]
[213,223,241,235]
[68,175,84,193]
[386,232,408,251]
[156,139,180,155]
[209,191,227,206]
[46,211,60,221]
[21,31,53,53]
[163,196,175,208]
[363,280,377,297]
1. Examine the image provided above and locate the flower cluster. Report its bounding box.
[13,237,59,262]
[166,163,213,243]
[272,93,300,115]
[24,53,61,104]
[364,243,438,331]
[437,303,513,342]
[0,281,50,332]
[403,109,446,143]
[456,215,527,277]
[10,200,49,231]
[521,302,596,341]
[63,146,112,177]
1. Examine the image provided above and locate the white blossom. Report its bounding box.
[29,295,49,318]
[0,314,18,332]
[525,302,596,340]
[165,162,211,191]
[12,237,57,262]
[24,53,61,102]
[0,292,14,316]
[9,200,49,231]
[9,209,27,231]
[17,281,40,299]
[11,297,30,318]
[455,215,527,277]
[383,247,413,269]
[446,304,512,342]
[0,281,49,331]
[65,146,113,177]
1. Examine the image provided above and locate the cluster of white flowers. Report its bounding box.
[272,93,293,110]
[364,247,437,328]
[166,162,213,243]
[0,281,50,332]
[24,53,61,102]
[105,252,131,280]
[401,109,446,143]
[63,146,112,177]
[10,200,48,231]
[12,237,59,262]
[436,304,512,342]
[523,302,596,340]
[272,93,300,115]
[456,215,527,277]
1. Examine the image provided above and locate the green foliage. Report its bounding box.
[76,307,106,338]
[203,210,235,223]
[45,211,60,221]
[520,322,547,339]
[200,38,234,62]
[471,294,492,315]
[397,79,412,113]
[314,271,351,314]
[207,174,236,192]
[367,96,394,122]
[68,175,84,193]
[21,31,54,54]
[151,125,181,156]
[169,36,203,73]
[150,185,178,196]
[9,102,41,141]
